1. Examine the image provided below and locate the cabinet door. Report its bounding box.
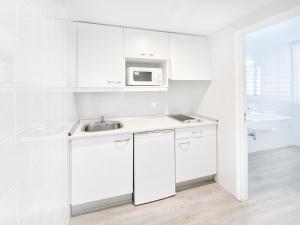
[170,34,211,80]
[77,23,125,87]
[124,28,169,60]
[71,134,133,205]
[176,136,216,183]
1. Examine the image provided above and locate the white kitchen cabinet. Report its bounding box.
[71,134,133,205]
[175,126,217,183]
[124,28,169,60]
[76,23,124,87]
[169,34,211,80]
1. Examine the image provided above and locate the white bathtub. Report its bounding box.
[247,112,291,131]
[247,111,293,153]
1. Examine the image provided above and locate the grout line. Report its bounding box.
[0,180,20,205]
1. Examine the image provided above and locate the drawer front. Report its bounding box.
[175,125,216,140]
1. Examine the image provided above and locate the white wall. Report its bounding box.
[76,81,210,119]
[197,0,300,198]
[0,1,76,225]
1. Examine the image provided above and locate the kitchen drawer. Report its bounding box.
[175,125,216,140]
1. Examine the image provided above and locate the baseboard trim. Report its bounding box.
[71,176,216,216]
[71,193,133,217]
[176,175,215,192]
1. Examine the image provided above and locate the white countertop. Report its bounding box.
[70,115,218,140]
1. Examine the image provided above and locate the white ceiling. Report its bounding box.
[248,17,300,42]
[68,0,280,35]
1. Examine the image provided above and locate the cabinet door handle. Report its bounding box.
[192,131,203,136]
[107,81,122,84]
[114,139,131,149]
[141,53,154,57]
[115,139,130,143]
[178,142,190,151]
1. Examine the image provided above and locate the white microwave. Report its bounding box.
[126,67,163,86]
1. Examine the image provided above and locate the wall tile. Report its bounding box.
[76,81,210,119]
[0,1,76,225]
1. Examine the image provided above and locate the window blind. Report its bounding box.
[246,60,262,97]
[247,43,293,101]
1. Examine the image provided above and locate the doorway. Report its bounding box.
[237,10,300,201]
[245,18,300,199]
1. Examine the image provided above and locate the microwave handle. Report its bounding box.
[107,81,122,84]
[140,53,154,57]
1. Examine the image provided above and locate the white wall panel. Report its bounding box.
[0,1,76,225]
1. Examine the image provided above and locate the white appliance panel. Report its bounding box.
[134,130,175,205]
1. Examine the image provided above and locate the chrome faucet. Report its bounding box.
[100,115,105,123]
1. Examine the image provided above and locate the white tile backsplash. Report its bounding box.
[76,81,210,120]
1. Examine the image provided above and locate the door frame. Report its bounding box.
[234,6,300,201]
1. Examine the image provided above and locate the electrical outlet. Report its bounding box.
[151,102,160,108]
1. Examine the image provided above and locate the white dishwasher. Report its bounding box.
[134,130,176,205]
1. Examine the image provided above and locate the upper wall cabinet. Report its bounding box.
[169,34,211,80]
[124,28,169,60]
[76,23,124,87]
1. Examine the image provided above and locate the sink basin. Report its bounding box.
[81,121,123,132]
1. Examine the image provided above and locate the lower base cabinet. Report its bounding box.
[71,134,133,207]
[175,126,217,183]
[70,125,217,213]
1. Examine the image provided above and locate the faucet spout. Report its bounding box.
[100,115,105,123]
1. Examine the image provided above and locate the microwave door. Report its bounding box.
[133,71,154,86]
[134,71,152,81]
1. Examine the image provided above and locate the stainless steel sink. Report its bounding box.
[81,121,123,132]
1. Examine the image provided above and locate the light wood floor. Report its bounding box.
[71,146,300,225]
